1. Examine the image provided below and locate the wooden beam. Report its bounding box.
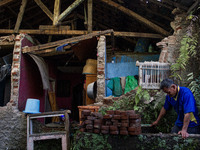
[14,0,27,33]
[0,29,163,38]
[57,0,84,25]
[99,0,170,36]
[0,29,163,39]
[33,45,72,55]
[114,31,163,38]
[0,0,16,7]
[39,25,71,30]
[34,0,54,21]
[22,29,114,53]
[39,50,73,57]
[53,0,61,25]
[87,0,93,33]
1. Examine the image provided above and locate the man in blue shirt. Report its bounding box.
[151,79,200,139]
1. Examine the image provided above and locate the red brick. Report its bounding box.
[120,130,128,135]
[15,45,20,49]
[113,115,121,120]
[110,125,118,131]
[101,130,109,134]
[101,125,109,130]
[110,131,119,135]
[13,58,19,62]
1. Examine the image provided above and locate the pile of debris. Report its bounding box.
[80,110,141,135]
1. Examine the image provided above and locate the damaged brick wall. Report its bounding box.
[96,36,106,103]
[0,34,27,149]
[157,9,188,63]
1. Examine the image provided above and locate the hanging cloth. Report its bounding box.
[107,77,123,97]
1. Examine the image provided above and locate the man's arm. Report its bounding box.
[178,113,190,139]
[151,107,166,126]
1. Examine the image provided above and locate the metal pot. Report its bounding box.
[87,81,97,99]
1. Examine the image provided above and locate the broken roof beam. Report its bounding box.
[0,0,16,7]
[22,29,114,53]
[14,0,27,33]
[34,0,54,21]
[56,0,84,25]
[99,0,170,36]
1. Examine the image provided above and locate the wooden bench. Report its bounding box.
[27,110,71,150]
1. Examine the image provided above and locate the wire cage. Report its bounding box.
[136,61,170,89]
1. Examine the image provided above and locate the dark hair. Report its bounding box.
[160,78,175,89]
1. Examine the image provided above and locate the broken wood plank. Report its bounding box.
[57,0,84,24]
[34,0,53,21]
[99,0,170,35]
[22,29,113,53]
[14,0,27,33]
[88,0,93,33]
[53,0,61,25]
[0,0,16,7]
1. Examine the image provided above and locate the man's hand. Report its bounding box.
[151,120,158,127]
[178,130,189,139]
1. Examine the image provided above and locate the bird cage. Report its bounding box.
[136,61,170,89]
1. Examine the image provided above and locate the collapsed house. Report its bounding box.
[0,0,199,149]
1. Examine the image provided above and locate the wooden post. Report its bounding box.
[53,0,61,25]
[14,0,27,33]
[87,0,92,33]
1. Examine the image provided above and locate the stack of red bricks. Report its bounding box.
[80,110,141,135]
[80,110,103,133]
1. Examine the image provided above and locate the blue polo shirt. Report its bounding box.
[164,86,200,127]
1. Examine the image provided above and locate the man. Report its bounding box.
[151,78,200,139]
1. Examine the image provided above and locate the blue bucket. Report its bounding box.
[23,98,41,114]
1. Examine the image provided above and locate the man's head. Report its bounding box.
[160,78,177,97]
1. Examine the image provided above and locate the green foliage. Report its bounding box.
[171,34,198,80]
[71,131,112,150]
[187,73,200,111]
[99,86,150,114]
